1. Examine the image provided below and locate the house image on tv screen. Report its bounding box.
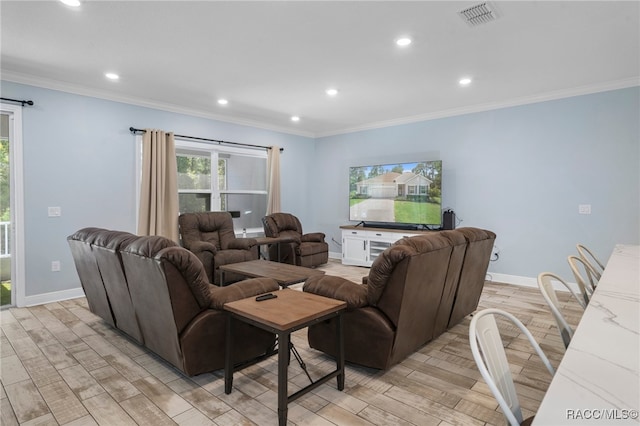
[356,171,432,198]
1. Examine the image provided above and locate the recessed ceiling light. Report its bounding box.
[217,99,228,105]
[60,0,81,6]
[326,88,338,96]
[396,37,412,47]
[459,77,472,86]
[291,116,300,122]
[105,72,119,80]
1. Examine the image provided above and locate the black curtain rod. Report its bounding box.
[1,97,34,106]
[129,127,283,152]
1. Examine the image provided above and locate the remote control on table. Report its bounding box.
[255,293,277,301]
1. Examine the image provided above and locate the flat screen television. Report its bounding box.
[349,160,442,229]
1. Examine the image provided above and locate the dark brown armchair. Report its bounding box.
[262,212,328,268]
[179,212,259,285]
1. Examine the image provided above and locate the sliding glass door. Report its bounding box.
[0,103,24,308]
[0,112,10,307]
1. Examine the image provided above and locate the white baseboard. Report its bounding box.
[487,272,537,288]
[330,253,580,294]
[329,251,341,260]
[23,287,85,307]
[487,272,580,294]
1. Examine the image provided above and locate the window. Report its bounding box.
[176,140,267,232]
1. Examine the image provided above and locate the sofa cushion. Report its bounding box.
[303,275,368,309]
[67,227,114,325]
[124,235,178,257]
[179,212,236,250]
[297,241,329,257]
[215,249,256,267]
[367,234,453,306]
[123,237,212,310]
[209,277,279,309]
[267,212,302,235]
[68,227,104,244]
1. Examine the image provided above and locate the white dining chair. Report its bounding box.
[469,308,555,426]
[567,255,598,305]
[537,272,581,349]
[576,243,605,280]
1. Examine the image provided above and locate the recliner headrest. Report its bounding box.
[122,236,179,257]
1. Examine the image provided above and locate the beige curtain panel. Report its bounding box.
[138,129,179,242]
[267,145,281,214]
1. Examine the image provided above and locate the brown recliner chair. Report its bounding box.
[262,212,329,267]
[120,236,279,375]
[179,212,259,285]
[303,231,468,370]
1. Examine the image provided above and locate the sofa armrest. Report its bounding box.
[209,277,279,309]
[301,232,325,243]
[189,240,217,255]
[303,275,368,309]
[227,237,257,250]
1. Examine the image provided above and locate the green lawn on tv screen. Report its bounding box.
[394,201,441,225]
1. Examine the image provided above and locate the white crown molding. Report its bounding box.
[0,71,316,138]
[3,70,638,140]
[315,77,640,138]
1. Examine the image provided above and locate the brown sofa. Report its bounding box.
[68,228,279,376]
[178,212,259,285]
[262,212,329,267]
[303,227,496,370]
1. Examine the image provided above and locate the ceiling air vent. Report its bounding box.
[459,2,498,27]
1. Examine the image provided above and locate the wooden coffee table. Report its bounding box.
[224,289,346,426]
[219,259,325,287]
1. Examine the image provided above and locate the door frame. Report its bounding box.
[1,103,26,307]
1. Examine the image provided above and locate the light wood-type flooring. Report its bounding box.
[1,260,583,425]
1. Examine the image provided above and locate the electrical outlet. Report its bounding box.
[51,261,61,272]
[578,204,591,215]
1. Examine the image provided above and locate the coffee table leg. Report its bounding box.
[278,331,289,426]
[224,315,233,394]
[336,313,345,390]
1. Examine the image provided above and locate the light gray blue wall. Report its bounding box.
[2,80,638,300]
[313,87,640,281]
[1,81,315,299]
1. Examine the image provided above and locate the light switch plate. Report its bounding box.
[48,206,61,217]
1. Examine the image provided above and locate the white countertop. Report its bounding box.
[534,244,640,425]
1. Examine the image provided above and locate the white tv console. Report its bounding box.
[340,225,434,267]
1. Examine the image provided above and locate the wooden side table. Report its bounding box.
[253,236,295,262]
[224,289,346,426]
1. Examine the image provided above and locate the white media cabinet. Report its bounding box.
[340,225,433,267]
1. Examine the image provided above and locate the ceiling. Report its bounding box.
[1,1,639,137]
